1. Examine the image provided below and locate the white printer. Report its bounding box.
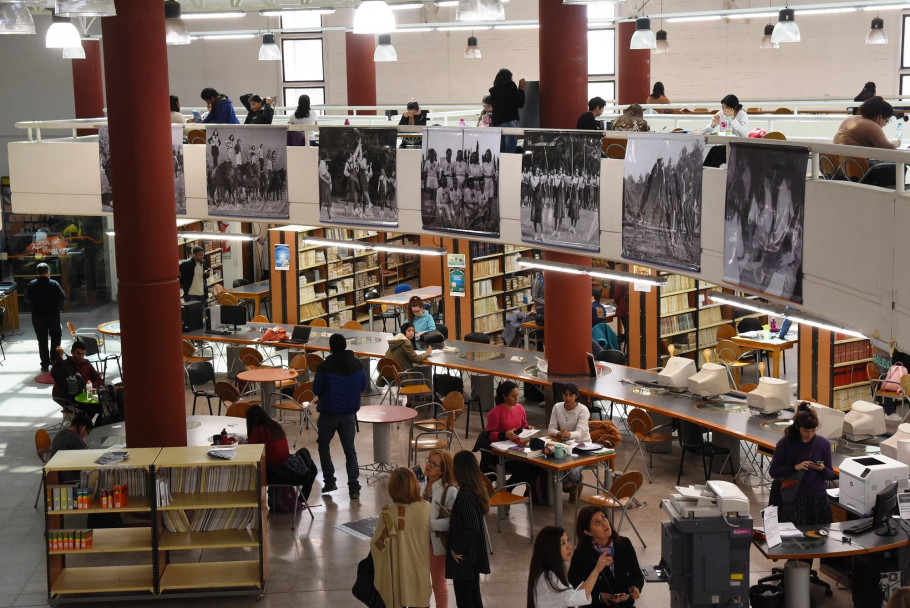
[839,454,909,515]
[665,480,750,518]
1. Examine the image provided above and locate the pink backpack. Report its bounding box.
[881,362,907,393]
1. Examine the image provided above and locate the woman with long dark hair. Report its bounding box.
[287,94,317,125]
[768,403,834,525]
[446,451,491,608]
[477,381,538,491]
[527,526,610,608]
[245,405,290,483]
[568,507,644,607]
[708,94,749,137]
[645,82,669,105]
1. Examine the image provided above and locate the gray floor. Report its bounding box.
[0,304,857,607]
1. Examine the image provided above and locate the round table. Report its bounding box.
[236,367,298,415]
[74,392,100,406]
[356,405,418,479]
[97,320,121,336]
[86,415,247,448]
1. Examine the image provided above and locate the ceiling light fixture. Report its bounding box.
[54,0,116,18]
[866,16,888,44]
[301,237,446,256]
[456,0,504,22]
[492,23,539,29]
[771,6,800,43]
[390,2,425,9]
[516,258,667,288]
[260,9,336,16]
[181,11,245,19]
[464,34,482,58]
[654,29,669,53]
[629,16,656,49]
[374,34,397,61]
[259,32,281,60]
[759,22,779,48]
[45,14,81,49]
[198,33,257,40]
[164,0,191,45]
[353,1,396,34]
[178,231,258,242]
[62,45,85,59]
[665,15,722,22]
[0,3,36,35]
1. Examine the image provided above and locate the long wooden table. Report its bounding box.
[224,280,270,318]
[731,331,798,379]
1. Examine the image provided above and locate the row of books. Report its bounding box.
[354,272,377,290]
[697,306,723,326]
[208,251,223,268]
[474,297,502,316]
[660,312,695,336]
[159,466,257,494]
[160,507,257,533]
[327,278,354,295]
[326,261,353,279]
[324,228,375,241]
[473,259,501,279]
[473,279,496,298]
[299,250,326,268]
[329,309,354,326]
[299,284,321,303]
[300,301,326,320]
[660,293,691,315]
[324,247,351,264]
[503,253,523,273]
[80,468,148,497]
[355,253,379,271]
[698,325,724,348]
[327,297,348,313]
[834,340,872,364]
[832,385,870,411]
[469,242,502,258]
[504,275,532,291]
[474,314,504,334]
[663,274,696,293]
[833,366,870,389]
[504,291,531,310]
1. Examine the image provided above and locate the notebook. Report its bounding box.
[285,325,312,345]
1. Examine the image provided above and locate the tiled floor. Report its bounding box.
[0,305,858,607]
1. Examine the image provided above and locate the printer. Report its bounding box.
[839,454,909,515]
[665,480,750,519]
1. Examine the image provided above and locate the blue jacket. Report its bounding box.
[412,312,436,336]
[203,95,240,124]
[313,350,367,415]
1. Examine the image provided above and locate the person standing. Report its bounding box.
[178,245,209,303]
[527,526,610,608]
[314,333,367,500]
[568,507,644,607]
[488,68,526,154]
[446,451,491,608]
[26,262,66,372]
[423,450,458,608]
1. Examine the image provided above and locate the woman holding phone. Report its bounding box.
[528,525,610,607]
[568,507,643,606]
[421,450,458,608]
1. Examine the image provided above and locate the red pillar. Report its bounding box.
[346,32,376,115]
[101,1,186,448]
[71,40,104,135]
[538,0,587,129]
[617,21,650,105]
[543,251,592,376]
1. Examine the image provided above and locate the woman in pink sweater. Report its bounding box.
[478,380,540,492]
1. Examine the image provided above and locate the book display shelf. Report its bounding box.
[831,333,874,411]
[468,242,539,343]
[658,273,732,362]
[178,220,223,305]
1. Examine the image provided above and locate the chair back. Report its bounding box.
[343,320,362,330]
[35,429,52,463]
[377,357,402,385]
[737,317,762,333]
[306,353,323,373]
[182,340,197,357]
[609,471,643,501]
[441,391,465,431]
[433,372,465,400]
[435,323,449,339]
[309,318,328,327]
[238,347,264,368]
[52,385,72,408]
[80,334,102,356]
[251,315,269,323]
[394,284,413,294]
[901,374,910,395]
[762,131,787,140]
[288,354,308,373]
[773,107,794,114]
[820,154,842,179]
[739,383,758,393]
[626,408,654,439]
[293,382,315,405]
[842,156,869,181]
[464,332,491,344]
[226,401,254,418]
[867,361,881,382]
[714,339,743,364]
[187,361,215,389]
[216,292,238,306]
[595,349,626,364]
[186,129,206,144]
[212,283,226,296]
[215,381,240,404]
[715,324,736,340]
[678,420,707,448]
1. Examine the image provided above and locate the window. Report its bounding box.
[588,82,615,104]
[283,87,326,109]
[282,39,325,82]
[281,11,322,30]
[280,13,326,116]
[903,14,910,69]
[588,23,615,102]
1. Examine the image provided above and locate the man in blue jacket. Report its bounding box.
[314,333,367,500]
[200,87,240,124]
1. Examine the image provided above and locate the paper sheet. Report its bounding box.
[762,505,782,547]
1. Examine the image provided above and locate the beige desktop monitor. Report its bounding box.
[808,403,846,440]
[881,423,910,460]
[746,377,791,414]
[844,400,886,440]
[687,362,732,398]
[658,356,697,390]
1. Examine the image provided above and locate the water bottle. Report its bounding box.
[86,381,93,400]
[459,119,466,127]
[897,120,904,145]
[725,120,732,137]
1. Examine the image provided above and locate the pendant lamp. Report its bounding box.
[771,7,800,43]
[0,3,35,35]
[456,0,504,22]
[759,23,778,49]
[258,33,281,60]
[55,0,116,18]
[45,14,81,49]
[630,17,655,50]
[374,34,397,61]
[654,29,669,54]
[353,1,395,34]
[464,35,482,59]
[866,17,888,45]
[164,0,191,45]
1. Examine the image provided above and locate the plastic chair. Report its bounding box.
[484,471,533,540]
[225,401,255,418]
[34,429,52,508]
[575,471,646,548]
[676,420,732,485]
[622,408,673,483]
[187,361,219,415]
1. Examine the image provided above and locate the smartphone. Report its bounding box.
[815,460,824,465]
[192,110,201,121]
[411,465,425,483]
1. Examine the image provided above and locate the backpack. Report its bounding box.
[881,362,907,393]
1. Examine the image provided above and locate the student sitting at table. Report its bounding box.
[548,383,591,502]
[246,405,291,484]
[834,96,899,149]
[385,322,433,372]
[407,295,437,339]
[52,342,106,420]
[476,380,540,493]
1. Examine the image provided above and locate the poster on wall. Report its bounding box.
[420,128,501,237]
[621,134,705,272]
[520,130,602,252]
[723,141,808,304]
[274,243,290,271]
[99,125,112,212]
[205,125,288,219]
[172,125,186,215]
[318,127,398,226]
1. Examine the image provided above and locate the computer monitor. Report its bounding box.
[220,305,248,331]
[843,401,886,440]
[872,480,899,536]
[746,377,791,414]
[777,318,793,339]
[687,363,732,398]
[881,423,910,461]
[808,403,846,440]
[658,356,697,390]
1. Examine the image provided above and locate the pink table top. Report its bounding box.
[236,368,298,383]
[357,405,419,424]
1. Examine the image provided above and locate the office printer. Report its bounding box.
[665,480,750,519]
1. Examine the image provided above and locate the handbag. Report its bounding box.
[352,552,386,608]
[780,469,806,505]
[435,484,452,546]
[285,447,313,477]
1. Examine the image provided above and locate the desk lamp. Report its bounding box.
[843,401,886,440]
[687,362,731,399]
[658,356,696,391]
[746,377,791,415]
[808,403,846,440]
[881,423,910,460]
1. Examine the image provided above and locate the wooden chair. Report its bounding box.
[214,381,260,412]
[714,339,757,388]
[216,292,238,306]
[304,353,323,383]
[379,263,398,291]
[183,339,213,368]
[575,471,646,548]
[819,154,842,179]
[225,401,254,418]
[342,320,362,330]
[186,129,206,144]
[408,392,465,465]
[746,107,763,114]
[273,382,315,446]
[842,156,869,181]
[309,318,328,327]
[773,107,794,114]
[34,429,52,508]
[603,138,626,159]
[715,324,736,341]
[762,131,787,140]
[622,408,673,483]
[251,315,269,323]
[485,472,533,539]
[739,383,758,393]
[377,357,433,406]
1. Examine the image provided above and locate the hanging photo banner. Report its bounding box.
[723,141,808,304]
[318,127,398,226]
[621,134,705,272]
[99,125,112,212]
[205,124,288,219]
[420,128,501,237]
[520,130,602,252]
[172,125,186,215]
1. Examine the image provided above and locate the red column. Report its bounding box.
[538,0,587,129]
[543,251,592,376]
[101,1,186,448]
[617,21,650,105]
[71,40,104,135]
[346,32,376,115]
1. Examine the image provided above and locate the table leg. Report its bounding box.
[496,456,506,523]
[369,306,375,332]
[261,382,275,417]
[551,470,561,526]
[373,423,391,463]
[252,297,261,318]
[524,329,529,351]
[772,351,782,379]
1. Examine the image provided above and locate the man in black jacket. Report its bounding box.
[577,96,606,131]
[25,262,66,372]
[178,246,209,303]
[313,334,368,500]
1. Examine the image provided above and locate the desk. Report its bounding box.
[224,280,270,318]
[365,286,442,331]
[86,415,247,448]
[236,367,298,415]
[97,320,120,336]
[731,332,798,378]
[494,445,616,526]
[356,405,418,479]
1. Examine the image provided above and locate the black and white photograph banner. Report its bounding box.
[206,125,288,219]
[172,125,186,215]
[99,125,112,212]
[723,142,808,304]
[318,127,398,226]
[621,134,705,272]
[421,127,500,237]
[521,130,602,252]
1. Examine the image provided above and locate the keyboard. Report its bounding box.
[843,517,874,535]
[205,329,230,336]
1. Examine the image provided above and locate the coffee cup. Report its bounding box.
[553,446,567,459]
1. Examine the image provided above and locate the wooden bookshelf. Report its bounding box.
[831,333,874,411]
[179,220,224,304]
[659,276,735,362]
[467,243,538,343]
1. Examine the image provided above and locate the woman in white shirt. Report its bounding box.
[708,94,749,137]
[286,94,317,125]
[421,449,458,608]
[528,525,610,608]
[548,383,590,498]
